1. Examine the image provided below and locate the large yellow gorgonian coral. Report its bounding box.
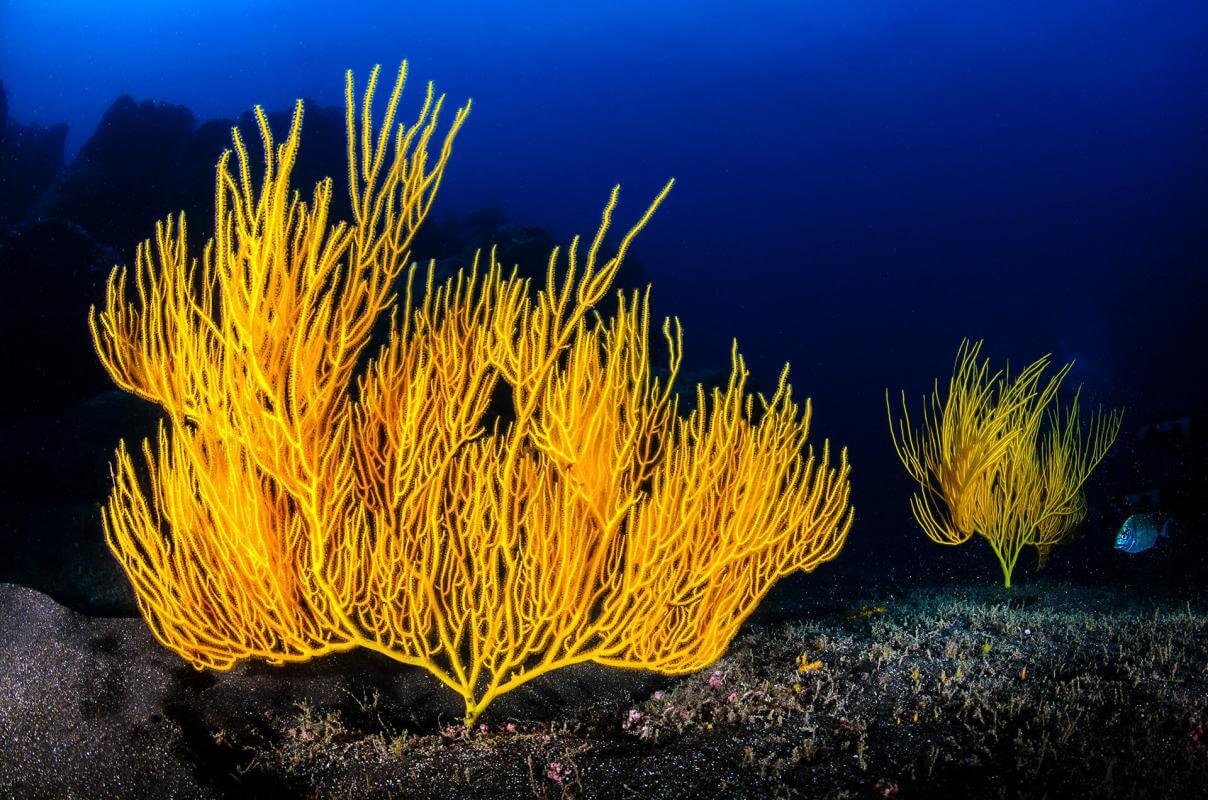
[887,340,1121,588]
[89,63,854,726]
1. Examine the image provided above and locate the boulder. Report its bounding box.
[0,81,68,225]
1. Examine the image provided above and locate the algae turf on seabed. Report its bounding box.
[202,580,1208,799]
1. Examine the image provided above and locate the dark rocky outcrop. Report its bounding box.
[37,96,350,257]
[0,218,116,416]
[38,95,215,254]
[0,389,158,615]
[0,81,68,226]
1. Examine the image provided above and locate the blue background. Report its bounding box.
[2,0,1205,563]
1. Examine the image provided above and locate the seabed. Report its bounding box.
[2,577,1205,798]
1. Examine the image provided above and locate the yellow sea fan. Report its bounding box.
[888,340,1121,588]
[90,63,854,726]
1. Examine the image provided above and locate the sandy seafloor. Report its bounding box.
[1,576,1205,799]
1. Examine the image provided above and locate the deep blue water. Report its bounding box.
[1,0,1205,583]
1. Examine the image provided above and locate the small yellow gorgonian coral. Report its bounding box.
[90,63,853,726]
[888,340,1121,588]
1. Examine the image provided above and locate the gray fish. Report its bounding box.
[1114,513,1171,554]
